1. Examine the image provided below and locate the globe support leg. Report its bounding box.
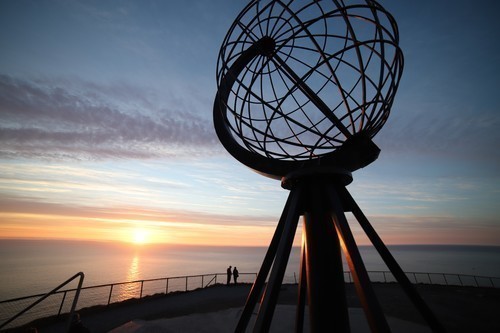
[253,187,302,332]
[235,190,300,332]
[235,173,444,333]
[339,186,446,332]
[329,186,391,332]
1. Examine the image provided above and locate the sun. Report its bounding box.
[132,228,149,244]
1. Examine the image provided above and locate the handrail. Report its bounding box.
[0,272,84,332]
[1,270,498,331]
[360,270,500,288]
[1,271,498,306]
[0,272,257,305]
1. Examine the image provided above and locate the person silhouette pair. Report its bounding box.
[226,265,239,285]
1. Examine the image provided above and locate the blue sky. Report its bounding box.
[0,0,499,246]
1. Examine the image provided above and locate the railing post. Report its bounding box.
[166,278,169,294]
[140,281,144,298]
[108,285,114,305]
[65,272,85,333]
[382,271,387,283]
[58,291,67,316]
[202,275,204,288]
[203,275,216,288]
[474,276,479,287]
[443,274,448,286]
[185,276,188,291]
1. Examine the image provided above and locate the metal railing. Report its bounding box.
[1,270,498,331]
[0,272,84,332]
[343,271,500,289]
[0,272,256,331]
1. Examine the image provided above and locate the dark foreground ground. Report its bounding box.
[13,283,500,333]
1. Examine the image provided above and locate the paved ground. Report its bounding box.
[108,306,430,333]
[23,283,500,332]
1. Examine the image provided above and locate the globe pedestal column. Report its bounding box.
[301,176,351,332]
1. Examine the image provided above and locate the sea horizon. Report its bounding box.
[1,239,500,301]
[3,236,500,248]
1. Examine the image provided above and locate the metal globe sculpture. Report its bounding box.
[213,1,444,332]
[214,0,404,179]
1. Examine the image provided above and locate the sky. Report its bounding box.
[0,0,499,247]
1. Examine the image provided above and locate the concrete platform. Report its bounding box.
[109,306,430,333]
[33,283,500,333]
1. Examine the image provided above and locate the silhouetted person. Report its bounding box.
[233,267,239,284]
[69,312,90,333]
[226,265,232,285]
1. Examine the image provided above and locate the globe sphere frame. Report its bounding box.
[214,0,404,179]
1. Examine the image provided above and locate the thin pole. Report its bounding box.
[58,291,67,316]
[108,285,114,305]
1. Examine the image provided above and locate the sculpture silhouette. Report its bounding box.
[213,1,444,332]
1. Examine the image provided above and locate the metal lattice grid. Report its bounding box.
[216,0,403,161]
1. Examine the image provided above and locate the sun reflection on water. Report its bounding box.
[116,254,141,301]
[127,255,140,281]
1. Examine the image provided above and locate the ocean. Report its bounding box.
[1,239,500,301]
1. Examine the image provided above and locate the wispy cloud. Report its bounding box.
[377,104,500,164]
[0,75,219,160]
[345,213,500,246]
[2,196,497,245]
[0,195,278,228]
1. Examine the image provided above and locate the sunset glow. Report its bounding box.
[0,1,498,247]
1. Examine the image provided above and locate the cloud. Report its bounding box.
[2,194,498,245]
[0,75,220,160]
[375,100,500,163]
[351,214,500,246]
[0,195,277,228]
